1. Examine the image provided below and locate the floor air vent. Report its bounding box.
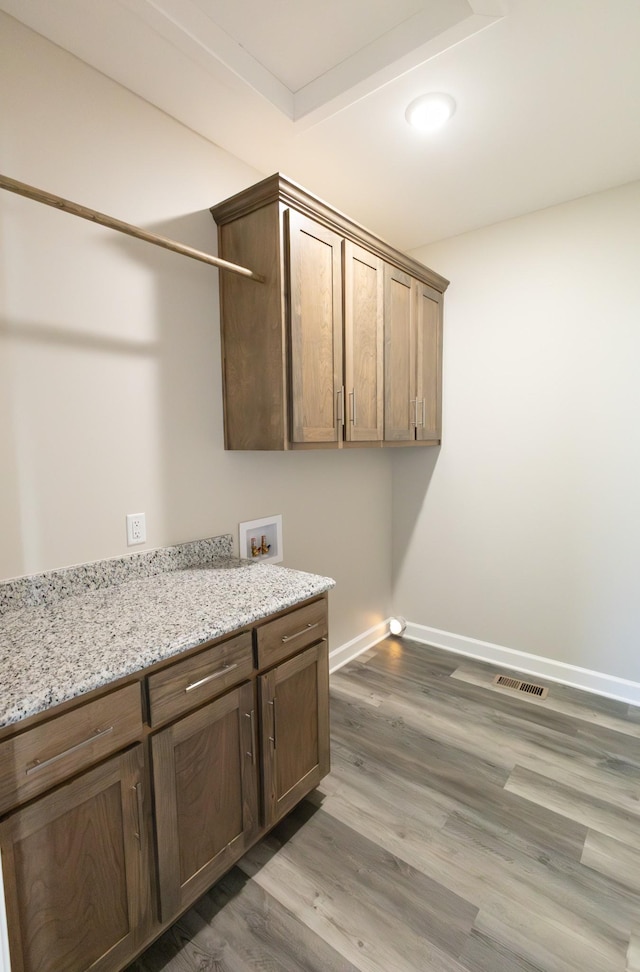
[492,674,548,699]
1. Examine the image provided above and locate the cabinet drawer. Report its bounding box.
[255,599,328,671]
[0,682,142,814]
[147,631,253,727]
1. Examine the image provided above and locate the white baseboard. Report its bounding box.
[329,620,390,673]
[405,621,640,707]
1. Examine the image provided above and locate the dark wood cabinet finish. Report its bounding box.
[287,209,343,445]
[146,631,253,728]
[254,597,329,670]
[384,265,444,445]
[415,279,443,442]
[260,639,330,828]
[384,265,416,442]
[214,201,286,450]
[0,683,142,815]
[210,173,448,451]
[344,240,385,443]
[151,681,259,920]
[0,595,330,972]
[0,746,151,972]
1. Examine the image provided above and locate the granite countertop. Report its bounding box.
[0,535,335,730]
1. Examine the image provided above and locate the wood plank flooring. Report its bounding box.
[127,637,640,972]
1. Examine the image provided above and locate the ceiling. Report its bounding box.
[2,0,640,249]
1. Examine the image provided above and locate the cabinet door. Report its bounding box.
[287,209,343,444]
[344,241,384,442]
[260,640,330,829]
[415,281,443,442]
[384,265,417,441]
[151,682,259,921]
[0,746,150,972]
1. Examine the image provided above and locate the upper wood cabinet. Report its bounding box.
[384,266,416,442]
[415,279,443,443]
[287,209,343,444]
[210,174,448,451]
[384,267,444,444]
[344,241,384,442]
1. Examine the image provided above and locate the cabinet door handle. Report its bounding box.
[268,698,277,749]
[350,389,357,426]
[337,386,345,427]
[185,663,237,693]
[419,398,425,427]
[25,725,114,775]
[132,781,144,846]
[245,709,257,765]
[282,621,319,643]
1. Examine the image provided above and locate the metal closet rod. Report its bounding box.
[0,173,265,283]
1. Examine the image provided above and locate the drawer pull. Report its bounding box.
[133,781,144,845]
[281,622,319,644]
[25,725,114,775]
[245,709,257,765]
[268,698,278,749]
[185,663,237,693]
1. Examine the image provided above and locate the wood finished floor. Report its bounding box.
[128,638,640,972]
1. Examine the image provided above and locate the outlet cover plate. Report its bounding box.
[126,513,147,546]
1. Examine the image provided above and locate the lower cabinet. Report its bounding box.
[260,639,330,828]
[151,682,259,921]
[0,595,330,972]
[0,746,151,972]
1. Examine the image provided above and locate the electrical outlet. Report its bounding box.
[126,513,146,546]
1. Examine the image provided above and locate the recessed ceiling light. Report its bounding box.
[405,93,456,133]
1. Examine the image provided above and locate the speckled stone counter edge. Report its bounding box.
[0,535,233,615]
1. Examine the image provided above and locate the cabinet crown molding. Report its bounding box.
[210,173,449,294]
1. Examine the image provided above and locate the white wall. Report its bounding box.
[393,181,640,683]
[0,14,393,648]
[6,14,638,684]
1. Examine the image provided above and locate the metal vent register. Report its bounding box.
[492,674,548,699]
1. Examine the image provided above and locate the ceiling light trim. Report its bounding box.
[405,92,457,132]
